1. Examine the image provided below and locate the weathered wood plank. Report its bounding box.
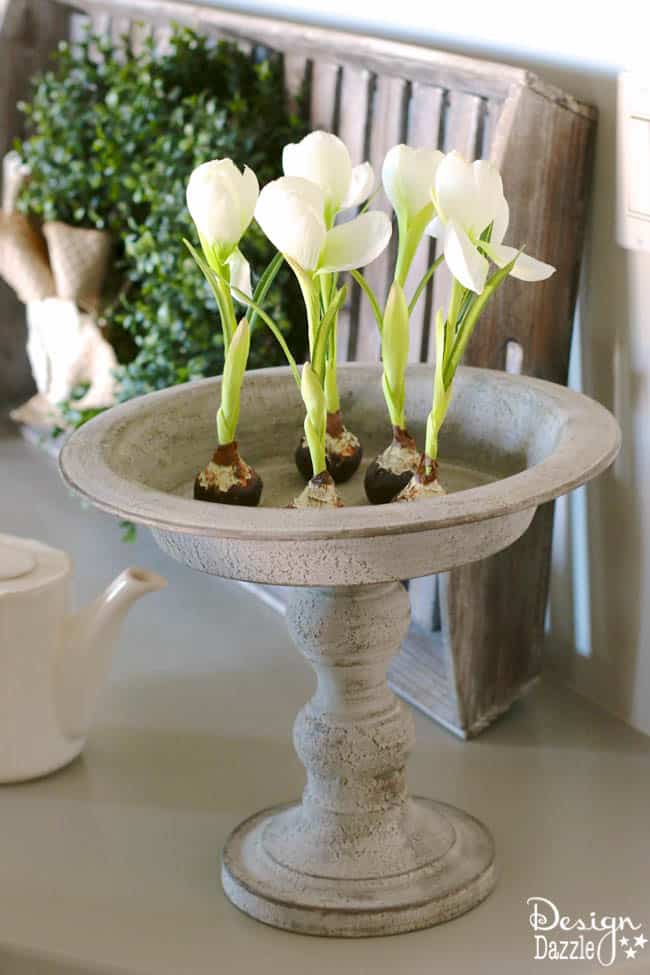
[439,85,596,734]
[309,60,340,131]
[70,0,596,115]
[283,53,309,116]
[354,75,407,361]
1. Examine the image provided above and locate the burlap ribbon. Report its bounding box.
[0,152,112,312]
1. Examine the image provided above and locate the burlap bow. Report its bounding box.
[0,152,112,313]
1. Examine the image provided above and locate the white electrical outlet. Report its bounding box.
[617,71,650,251]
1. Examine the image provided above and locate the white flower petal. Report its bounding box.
[282,131,352,211]
[255,177,326,271]
[444,221,489,294]
[227,250,252,300]
[471,160,504,237]
[186,159,244,249]
[483,243,556,282]
[238,166,260,236]
[341,162,375,209]
[491,194,510,246]
[425,215,445,239]
[383,145,443,221]
[435,151,480,232]
[319,210,392,273]
[274,175,326,215]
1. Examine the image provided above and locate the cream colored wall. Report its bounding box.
[209,0,650,734]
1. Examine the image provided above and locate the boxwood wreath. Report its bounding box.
[16,25,309,418]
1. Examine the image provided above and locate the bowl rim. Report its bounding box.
[58,364,620,543]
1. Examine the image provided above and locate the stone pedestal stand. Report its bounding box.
[59,363,620,938]
[222,582,495,935]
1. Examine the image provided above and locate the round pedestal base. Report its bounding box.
[221,797,496,937]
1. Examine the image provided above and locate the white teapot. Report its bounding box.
[0,532,166,783]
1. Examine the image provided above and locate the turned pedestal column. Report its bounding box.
[221,582,496,936]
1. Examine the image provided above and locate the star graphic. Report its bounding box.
[626,947,637,960]
[621,936,630,947]
[635,934,648,949]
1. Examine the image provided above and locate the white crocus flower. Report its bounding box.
[186,158,259,262]
[383,144,444,222]
[255,176,391,275]
[282,131,375,223]
[428,151,555,294]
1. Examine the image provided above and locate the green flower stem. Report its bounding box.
[425,309,452,462]
[301,363,327,476]
[289,260,320,354]
[426,255,518,461]
[325,346,341,413]
[312,285,347,380]
[395,203,434,288]
[447,277,465,335]
[216,274,238,348]
[229,285,301,388]
[394,211,410,287]
[249,251,284,331]
[183,237,236,351]
[319,271,341,414]
[443,256,517,387]
[408,253,445,315]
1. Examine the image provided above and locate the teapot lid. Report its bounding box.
[0,533,70,594]
[0,542,36,580]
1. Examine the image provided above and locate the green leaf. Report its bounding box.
[350,269,383,333]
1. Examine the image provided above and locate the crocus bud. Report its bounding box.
[381,281,410,428]
[186,159,259,263]
[382,144,443,223]
[217,318,250,445]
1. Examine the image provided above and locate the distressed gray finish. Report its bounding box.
[222,582,495,936]
[59,364,619,935]
[0,0,597,735]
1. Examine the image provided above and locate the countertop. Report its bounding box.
[1,417,649,975]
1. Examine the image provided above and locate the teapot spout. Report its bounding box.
[56,568,166,740]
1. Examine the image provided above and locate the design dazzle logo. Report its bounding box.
[528,897,648,967]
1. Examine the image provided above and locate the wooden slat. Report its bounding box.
[354,75,408,361]
[336,64,372,362]
[110,13,131,47]
[309,60,340,131]
[403,82,444,363]
[426,90,483,362]
[284,53,309,116]
[129,18,152,55]
[152,22,173,55]
[482,97,502,160]
[70,0,596,114]
[437,85,596,734]
[68,11,89,44]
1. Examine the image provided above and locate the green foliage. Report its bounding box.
[17,26,309,401]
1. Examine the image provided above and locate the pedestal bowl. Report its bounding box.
[59,363,620,937]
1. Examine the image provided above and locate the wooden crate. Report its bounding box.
[0,0,596,736]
